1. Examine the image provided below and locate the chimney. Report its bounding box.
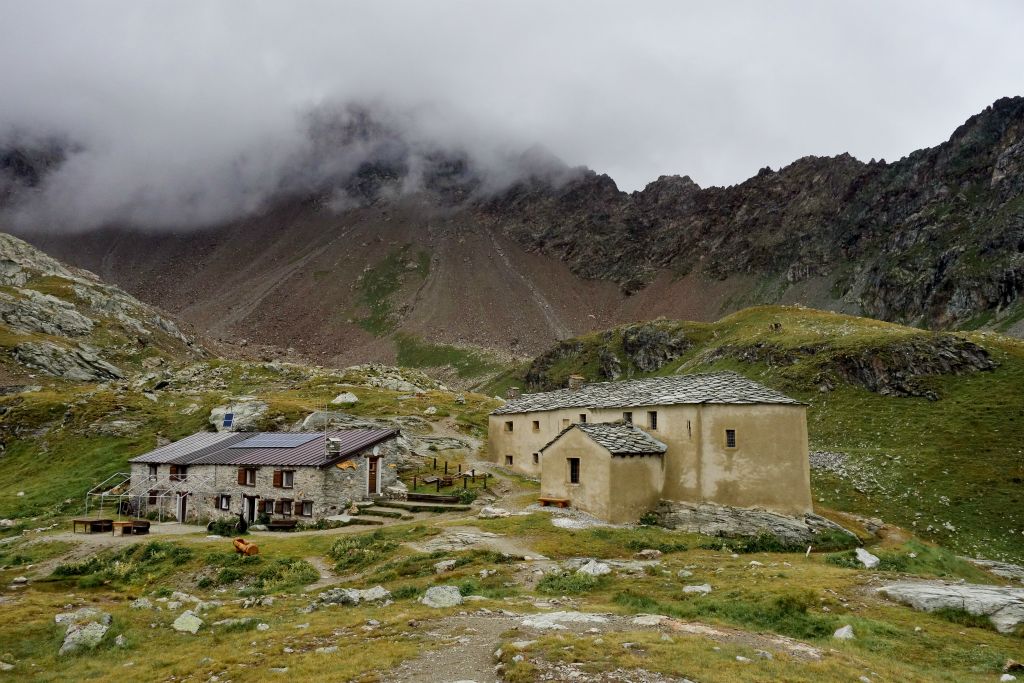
[568,374,585,391]
[506,386,521,400]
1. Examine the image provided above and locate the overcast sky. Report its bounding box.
[1,1,1023,229]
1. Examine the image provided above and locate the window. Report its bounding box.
[687,420,692,438]
[218,494,231,511]
[169,465,186,482]
[533,452,540,465]
[579,413,587,423]
[262,499,274,514]
[532,420,540,432]
[238,467,257,486]
[504,421,514,432]
[505,455,513,466]
[568,458,580,484]
[280,500,293,516]
[726,429,737,448]
[273,470,295,488]
[148,490,158,505]
[561,418,570,429]
[300,501,313,517]
[648,411,658,430]
[222,412,234,429]
[622,411,633,424]
[148,464,158,479]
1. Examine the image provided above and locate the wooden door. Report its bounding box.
[245,496,256,522]
[368,458,379,495]
[176,493,187,522]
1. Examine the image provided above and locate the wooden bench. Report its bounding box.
[266,519,298,531]
[132,520,151,535]
[537,497,571,508]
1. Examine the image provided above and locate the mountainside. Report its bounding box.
[483,306,1024,563]
[6,97,1024,370]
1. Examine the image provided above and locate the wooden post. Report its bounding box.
[484,473,489,489]
[463,476,468,489]
[471,469,476,482]
[433,457,437,469]
[413,476,417,490]
[436,478,441,493]
[458,463,462,474]
[444,461,448,475]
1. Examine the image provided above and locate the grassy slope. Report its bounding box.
[482,306,1024,562]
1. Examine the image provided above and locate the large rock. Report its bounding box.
[653,500,855,546]
[421,585,463,608]
[0,289,94,337]
[520,611,609,630]
[478,506,511,519]
[877,581,1024,634]
[171,611,204,634]
[59,621,110,655]
[330,392,359,405]
[855,547,880,569]
[209,400,268,432]
[317,585,391,606]
[13,341,123,381]
[577,560,612,577]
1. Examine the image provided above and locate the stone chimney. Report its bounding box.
[506,386,521,399]
[567,374,586,391]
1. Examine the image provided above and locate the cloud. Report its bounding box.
[1,1,1022,231]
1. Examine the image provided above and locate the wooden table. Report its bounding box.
[72,518,113,534]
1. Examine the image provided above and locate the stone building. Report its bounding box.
[127,429,401,523]
[488,372,811,523]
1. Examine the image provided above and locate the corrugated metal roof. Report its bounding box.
[189,429,398,468]
[129,431,250,464]
[492,371,800,415]
[540,422,668,456]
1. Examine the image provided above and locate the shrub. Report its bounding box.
[207,517,239,537]
[537,571,603,595]
[456,488,479,504]
[391,584,420,600]
[328,530,399,572]
[638,512,660,527]
[624,537,687,554]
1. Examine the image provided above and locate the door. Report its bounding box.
[176,492,187,523]
[245,496,257,523]
[367,458,379,495]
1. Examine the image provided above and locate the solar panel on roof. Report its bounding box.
[228,433,321,449]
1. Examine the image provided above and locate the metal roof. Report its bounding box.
[129,431,250,465]
[228,433,321,449]
[540,422,668,456]
[129,429,397,468]
[492,371,800,415]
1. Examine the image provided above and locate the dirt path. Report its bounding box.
[304,555,338,592]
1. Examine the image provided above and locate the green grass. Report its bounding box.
[355,245,427,335]
[393,333,503,379]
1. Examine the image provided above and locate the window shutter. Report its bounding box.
[273,470,283,487]
[275,500,283,514]
[237,468,246,485]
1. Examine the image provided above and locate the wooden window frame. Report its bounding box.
[568,457,581,485]
[280,499,293,517]
[299,501,313,517]
[647,411,658,430]
[505,454,513,466]
[147,464,158,479]
[622,411,633,424]
[531,420,540,432]
[218,494,231,511]
[262,499,274,514]
[726,429,737,449]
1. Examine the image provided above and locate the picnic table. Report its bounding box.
[112,521,134,537]
[72,518,113,534]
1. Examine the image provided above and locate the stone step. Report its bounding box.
[374,499,473,514]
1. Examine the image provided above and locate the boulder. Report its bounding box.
[682,583,713,595]
[577,560,612,577]
[652,500,856,546]
[209,401,268,432]
[171,611,203,634]
[833,625,855,640]
[421,585,463,608]
[14,341,123,381]
[634,549,663,560]
[434,560,458,574]
[316,585,391,607]
[877,581,1024,634]
[59,621,110,655]
[330,392,359,405]
[478,506,511,519]
[55,608,112,626]
[855,548,880,569]
[129,597,152,610]
[520,611,609,630]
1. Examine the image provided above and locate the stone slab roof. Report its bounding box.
[492,371,800,415]
[541,422,668,456]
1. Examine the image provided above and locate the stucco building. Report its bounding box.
[127,429,401,523]
[488,372,811,523]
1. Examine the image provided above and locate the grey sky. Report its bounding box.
[1,1,1022,229]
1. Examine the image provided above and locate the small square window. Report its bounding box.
[245,468,256,486]
[726,429,737,448]
[281,500,293,516]
[648,411,658,430]
[532,420,540,432]
[578,413,587,423]
[622,411,633,424]
[282,470,295,488]
[568,458,580,484]
[148,464,158,479]
[262,499,274,514]
[505,455,513,466]
[218,494,231,511]
[561,418,570,429]
[504,421,514,432]
[532,452,540,465]
[301,501,313,517]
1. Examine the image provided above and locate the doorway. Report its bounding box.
[367,457,379,496]
[245,496,257,523]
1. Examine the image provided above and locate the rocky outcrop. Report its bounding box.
[877,581,1024,634]
[0,290,94,337]
[653,500,856,546]
[621,323,690,372]
[54,608,112,655]
[13,341,123,381]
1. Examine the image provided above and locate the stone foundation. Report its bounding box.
[653,500,855,546]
